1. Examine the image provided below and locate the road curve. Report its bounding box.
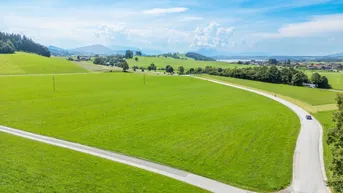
[192,76,331,193]
[0,75,331,193]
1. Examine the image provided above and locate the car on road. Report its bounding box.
[306,115,312,120]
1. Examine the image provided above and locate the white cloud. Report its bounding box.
[182,16,204,21]
[191,22,235,48]
[256,14,343,38]
[143,7,188,15]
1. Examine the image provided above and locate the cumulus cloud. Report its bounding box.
[191,22,235,48]
[256,14,343,38]
[143,7,188,15]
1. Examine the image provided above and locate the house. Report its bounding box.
[303,83,318,88]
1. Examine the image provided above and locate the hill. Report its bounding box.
[70,44,116,55]
[326,52,343,58]
[185,52,216,61]
[0,52,87,75]
[48,46,71,56]
[0,31,50,57]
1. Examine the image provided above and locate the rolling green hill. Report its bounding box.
[0,72,299,191]
[0,52,87,75]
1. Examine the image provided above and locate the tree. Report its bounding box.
[135,57,139,62]
[286,59,291,65]
[125,50,134,59]
[0,40,15,54]
[132,66,138,71]
[268,59,278,65]
[327,94,343,192]
[166,65,174,73]
[281,68,292,84]
[178,66,185,75]
[318,76,330,89]
[267,65,281,83]
[121,61,129,72]
[188,68,195,74]
[135,51,142,56]
[291,72,304,86]
[311,73,321,85]
[93,57,103,65]
[148,63,157,71]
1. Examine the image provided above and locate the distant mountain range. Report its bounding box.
[48,44,136,56]
[48,44,343,61]
[194,47,343,61]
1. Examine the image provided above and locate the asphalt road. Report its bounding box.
[192,76,331,193]
[0,75,331,193]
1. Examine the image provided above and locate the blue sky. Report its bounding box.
[1,0,343,55]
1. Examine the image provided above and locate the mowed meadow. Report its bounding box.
[0,52,87,75]
[199,74,340,113]
[0,132,206,193]
[0,72,299,191]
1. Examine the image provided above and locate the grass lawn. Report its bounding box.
[0,132,206,193]
[0,73,299,191]
[127,56,250,70]
[305,71,343,91]
[313,110,336,191]
[0,52,87,75]
[199,74,339,108]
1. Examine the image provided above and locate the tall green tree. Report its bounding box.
[148,63,157,71]
[267,65,281,83]
[268,59,278,65]
[319,76,330,89]
[166,65,174,73]
[311,73,321,84]
[125,50,134,59]
[121,61,129,72]
[327,94,343,192]
[178,66,185,74]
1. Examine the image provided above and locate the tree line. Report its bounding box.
[0,31,50,57]
[328,94,343,192]
[186,65,330,88]
[93,55,129,72]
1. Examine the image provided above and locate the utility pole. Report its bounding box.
[53,76,56,92]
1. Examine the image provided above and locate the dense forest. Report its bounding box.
[186,65,330,89]
[186,52,216,61]
[0,31,50,57]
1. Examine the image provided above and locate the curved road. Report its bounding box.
[192,76,331,193]
[0,75,331,193]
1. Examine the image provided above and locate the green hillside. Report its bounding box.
[0,52,87,75]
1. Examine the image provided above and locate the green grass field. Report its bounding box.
[0,73,299,191]
[199,74,339,107]
[127,56,250,70]
[313,110,335,189]
[305,71,343,90]
[0,52,87,75]
[0,132,206,193]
